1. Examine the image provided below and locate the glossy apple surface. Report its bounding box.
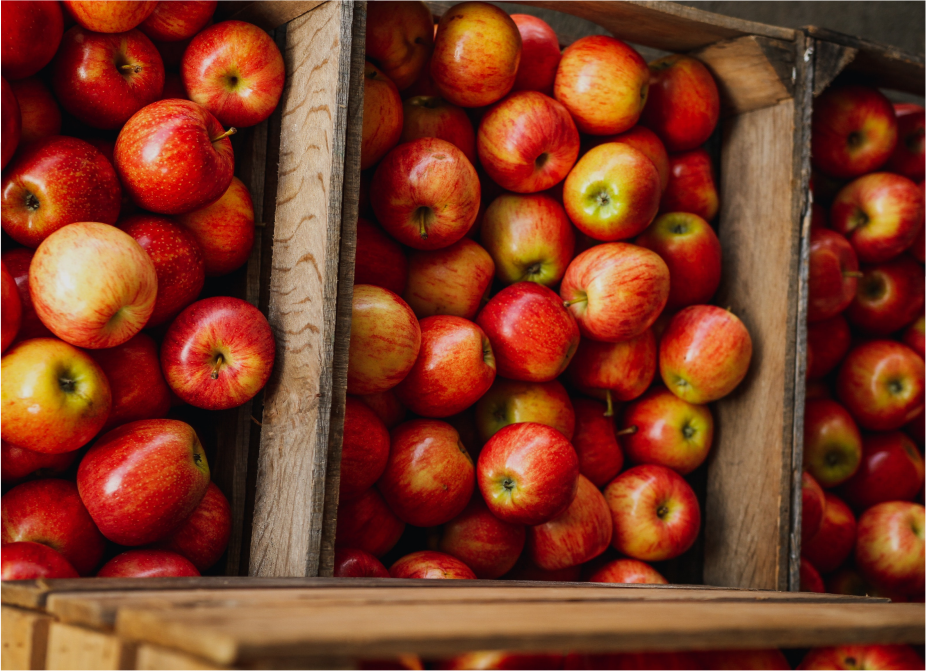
[846,254,924,335]
[438,495,525,579]
[98,549,200,577]
[389,550,476,580]
[1,260,21,351]
[152,481,230,571]
[802,491,856,574]
[339,397,391,501]
[659,148,720,221]
[587,558,667,585]
[841,432,925,511]
[568,331,657,412]
[355,217,408,296]
[1,1,64,80]
[335,487,405,558]
[401,95,475,165]
[855,501,924,595]
[475,378,574,443]
[510,14,560,94]
[1,441,77,482]
[9,78,61,145]
[63,1,158,33]
[798,645,925,671]
[1,76,19,169]
[807,228,859,322]
[438,652,563,671]
[802,471,825,544]
[403,238,494,320]
[1,541,78,580]
[361,61,403,170]
[887,103,925,181]
[640,54,719,152]
[365,1,433,91]
[803,398,863,488]
[333,548,390,578]
[570,398,624,488]
[800,558,825,593]
[807,315,852,380]
[139,1,216,42]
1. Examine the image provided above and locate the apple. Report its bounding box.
[52,26,165,129]
[1,76,20,169]
[360,61,403,170]
[139,1,216,42]
[1,260,21,352]
[438,494,525,579]
[571,652,699,670]
[477,422,579,525]
[401,96,476,165]
[77,418,210,546]
[811,201,828,229]
[2,249,52,342]
[886,103,925,181]
[640,54,719,152]
[1,136,122,248]
[359,390,407,429]
[811,85,898,179]
[431,2,521,108]
[800,558,825,593]
[635,212,722,310]
[98,549,200,577]
[554,35,647,135]
[347,285,421,395]
[1,541,78,580]
[697,649,790,671]
[587,558,667,584]
[0,1,64,80]
[806,315,852,379]
[825,566,868,597]
[365,1,433,91]
[568,330,657,413]
[9,77,61,145]
[355,217,408,296]
[478,91,580,194]
[561,243,669,342]
[333,548,390,578]
[63,1,158,33]
[510,14,560,94]
[114,98,235,215]
[563,143,660,241]
[174,176,255,277]
[802,471,826,544]
[831,172,924,263]
[846,255,924,335]
[404,60,441,100]
[904,316,925,359]
[335,487,405,558]
[799,645,925,671]
[836,340,924,431]
[438,652,563,671]
[807,228,860,322]
[1,441,77,482]
[856,501,925,596]
[475,378,575,443]
[476,281,579,382]
[403,238,494,320]
[802,491,856,574]
[338,396,391,502]
[570,398,624,488]
[152,482,230,571]
[1,338,111,454]
[841,432,925,511]
[503,555,581,582]
[659,148,720,222]
[389,550,476,580]
[161,296,276,410]
[802,398,863,488]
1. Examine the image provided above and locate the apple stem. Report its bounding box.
[119,64,142,73]
[418,212,429,240]
[843,270,864,278]
[563,297,587,308]
[211,355,224,380]
[615,426,638,437]
[211,127,238,143]
[604,389,614,417]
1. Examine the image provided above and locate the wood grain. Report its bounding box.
[1,605,50,670]
[45,622,136,671]
[135,644,225,671]
[812,40,859,97]
[214,1,325,30]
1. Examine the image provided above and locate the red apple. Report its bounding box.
[355,217,408,296]
[364,1,433,91]
[811,201,828,229]
[63,1,158,33]
[1,338,111,454]
[587,558,667,584]
[1,260,21,352]
[1,541,78,580]
[503,555,581,582]
[1,76,21,169]
[698,649,790,670]
[161,296,276,410]
[846,255,924,335]
[139,1,216,42]
[802,471,826,544]
[855,501,925,595]
[800,557,825,593]
[659,148,720,221]
[841,432,925,511]
[904,315,925,359]
[1,136,121,248]
[807,228,860,322]
[886,103,925,182]
[635,212,722,310]
[477,281,579,382]
[799,645,924,671]
[805,381,832,401]
[431,2,521,108]
[333,548,390,578]
[510,14,560,94]
[475,378,574,443]
[83,136,137,218]
[1,1,64,80]
[802,491,856,574]
[389,550,476,580]
[803,398,863,488]
[570,398,624,488]
[77,419,210,545]
[830,172,924,263]
[152,482,230,571]
[568,330,657,413]
[339,396,391,502]
[812,85,898,179]
[98,549,200,577]
[836,340,924,431]
[403,238,494,320]
[641,55,719,152]
[114,98,235,215]
[401,95,476,165]
[825,566,868,598]
[438,652,563,671]
[9,77,61,145]
[806,315,852,380]
[361,61,403,170]
[1,441,77,482]
[438,494,525,579]
[561,243,669,342]
[359,390,407,429]
[335,487,405,558]
[2,249,51,342]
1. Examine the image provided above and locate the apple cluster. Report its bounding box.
[0,0,283,579]
[333,1,755,584]
[800,85,925,601]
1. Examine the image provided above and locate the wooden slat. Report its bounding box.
[812,40,859,97]
[1,605,51,671]
[45,622,136,671]
[214,0,325,31]
[135,644,225,671]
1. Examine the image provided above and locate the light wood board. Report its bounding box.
[45,622,136,671]
[1,605,51,671]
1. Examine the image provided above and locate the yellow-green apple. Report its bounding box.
[480,193,575,287]
[510,14,560,94]
[160,296,276,410]
[9,78,61,145]
[802,491,856,573]
[403,238,494,319]
[52,26,165,129]
[139,1,216,42]
[63,1,158,33]
[365,1,433,91]
[335,487,405,557]
[360,61,403,170]
[1,260,21,351]
[904,315,925,359]
[807,228,862,322]
[640,55,720,153]
[1,541,78,580]
[1,479,105,575]
[698,650,790,671]
[503,555,580,582]
[836,340,924,431]
[561,243,669,342]
[841,432,925,511]
[174,176,255,277]
[1,136,121,247]
[355,217,408,296]
[97,549,200,577]
[401,95,476,164]
[338,397,391,501]
[359,390,407,429]
[346,285,421,395]
[799,645,925,671]
[1,1,64,80]
[477,422,578,525]
[30,222,156,348]
[476,281,579,382]
[2,249,52,341]
[659,305,753,404]
[887,103,924,181]
[1,76,20,169]
[847,255,924,334]
[568,330,657,414]
[77,419,210,545]
[151,482,230,571]
[372,137,480,249]
[563,143,660,241]
[855,501,924,595]
[830,172,924,263]
[635,212,722,310]
[438,494,525,579]
[604,463,700,562]
[807,315,851,380]
[554,35,647,135]
[802,398,863,488]
[571,398,624,487]
[659,148,720,221]
[800,558,825,593]
[333,548,390,578]
[1,338,111,454]
[811,85,898,179]
[477,91,579,193]
[438,652,564,671]
[527,474,612,571]
[1,441,77,482]
[587,558,667,584]
[378,419,475,526]
[114,98,235,215]
[475,378,574,443]
[431,2,521,108]
[802,471,825,544]
[620,386,714,475]
[389,550,476,580]
[589,126,670,194]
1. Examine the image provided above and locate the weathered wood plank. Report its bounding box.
[45,622,136,671]
[1,605,51,671]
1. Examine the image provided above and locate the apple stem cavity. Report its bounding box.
[414,206,434,240]
[210,355,225,380]
[24,192,40,212]
[211,128,238,143]
[563,297,587,308]
[119,64,142,74]
[616,426,638,436]
[604,389,614,417]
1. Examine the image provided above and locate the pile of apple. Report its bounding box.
[799,84,925,601]
[0,0,281,579]
[332,1,754,583]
